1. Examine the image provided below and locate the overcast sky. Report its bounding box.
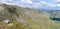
[0,0,60,10]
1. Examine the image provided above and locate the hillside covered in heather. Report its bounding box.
[0,4,60,29]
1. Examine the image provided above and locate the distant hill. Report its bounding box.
[49,10,60,18]
[0,4,60,29]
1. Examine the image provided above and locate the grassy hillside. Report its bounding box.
[0,4,60,29]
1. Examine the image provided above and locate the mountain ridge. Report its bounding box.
[0,4,60,29]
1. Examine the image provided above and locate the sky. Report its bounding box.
[0,0,60,10]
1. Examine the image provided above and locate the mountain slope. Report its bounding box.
[0,4,60,29]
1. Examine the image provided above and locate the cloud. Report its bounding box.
[56,0,60,2]
[26,1,56,9]
[47,3,56,7]
[31,1,46,7]
[40,1,47,4]
[34,1,51,8]
[53,0,60,3]
[2,2,15,5]
[52,0,60,8]
[21,0,33,4]
[0,0,21,5]
[56,4,60,7]
[0,0,60,9]
[1,0,13,2]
